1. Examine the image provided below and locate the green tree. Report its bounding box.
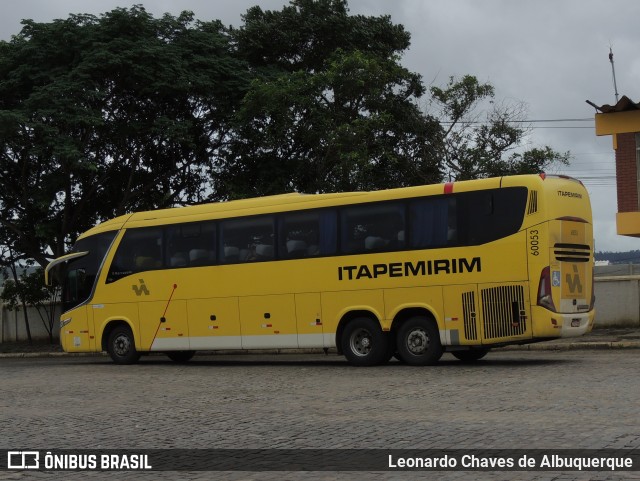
[0,1,571,271]
[430,75,570,180]
[0,6,248,266]
[218,2,568,198]
[216,0,442,198]
[1,268,59,343]
[0,231,34,342]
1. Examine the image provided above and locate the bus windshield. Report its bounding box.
[62,231,116,312]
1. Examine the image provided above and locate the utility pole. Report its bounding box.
[609,46,620,104]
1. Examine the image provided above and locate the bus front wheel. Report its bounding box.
[396,316,443,366]
[341,317,389,367]
[106,325,141,365]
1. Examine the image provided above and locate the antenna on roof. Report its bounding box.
[609,45,620,104]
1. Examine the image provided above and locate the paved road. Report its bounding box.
[1,350,639,480]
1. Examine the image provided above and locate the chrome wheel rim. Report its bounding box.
[349,328,373,357]
[113,334,131,357]
[406,328,429,355]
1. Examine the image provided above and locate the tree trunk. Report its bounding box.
[21,299,32,344]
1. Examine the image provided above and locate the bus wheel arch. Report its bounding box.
[336,311,389,366]
[335,310,379,355]
[103,321,141,365]
[392,309,443,366]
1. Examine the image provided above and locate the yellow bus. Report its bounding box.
[45,174,595,366]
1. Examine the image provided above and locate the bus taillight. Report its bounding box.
[590,268,596,310]
[537,266,556,312]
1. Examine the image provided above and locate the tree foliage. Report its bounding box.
[430,75,569,180]
[0,1,570,271]
[0,6,248,265]
[1,267,59,342]
[216,0,442,198]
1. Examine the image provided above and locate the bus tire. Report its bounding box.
[166,351,196,363]
[341,317,389,367]
[107,325,141,365]
[452,348,490,362]
[396,316,443,366]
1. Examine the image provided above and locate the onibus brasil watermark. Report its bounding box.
[3,449,639,472]
[388,453,635,471]
[6,451,151,471]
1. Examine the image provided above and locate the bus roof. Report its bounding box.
[79,174,585,238]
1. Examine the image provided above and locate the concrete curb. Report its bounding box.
[0,351,106,359]
[498,341,640,351]
[1,341,640,359]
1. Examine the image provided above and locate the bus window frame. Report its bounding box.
[100,186,530,283]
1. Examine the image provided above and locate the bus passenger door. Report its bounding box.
[187,297,242,350]
[295,293,325,348]
[239,294,298,349]
[139,300,189,351]
[442,285,481,346]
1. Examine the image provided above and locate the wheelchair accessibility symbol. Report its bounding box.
[552,270,561,287]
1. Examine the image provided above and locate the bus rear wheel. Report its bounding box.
[452,348,490,362]
[166,351,196,363]
[341,317,389,367]
[107,325,141,364]
[396,316,443,366]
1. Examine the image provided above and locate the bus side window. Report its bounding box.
[340,203,405,254]
[107,228,163,283]
[165,221,216,268]
[409,197,451,249]
[220,216,275,263]
[456,188,528,245]
[278,210,336,259]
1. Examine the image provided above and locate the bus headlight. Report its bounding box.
[60,318,72,329]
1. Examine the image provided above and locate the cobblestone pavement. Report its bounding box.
[1,350,639,481]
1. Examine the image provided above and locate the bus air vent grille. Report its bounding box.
[462,291,478,340]
[481,285,527,339]
[527,190,538,215]
[554,243,591,263]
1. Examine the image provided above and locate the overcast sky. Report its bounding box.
[1,0,638,253]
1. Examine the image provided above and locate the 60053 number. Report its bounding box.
[529,230,540,256]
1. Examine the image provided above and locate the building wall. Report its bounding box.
[615,132,638,212]
[593,276,640,327]
[1,304,61,342]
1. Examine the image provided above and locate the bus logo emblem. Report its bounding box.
[7,451,39,469]
[132,279,150,296]
[566,265,583,294]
